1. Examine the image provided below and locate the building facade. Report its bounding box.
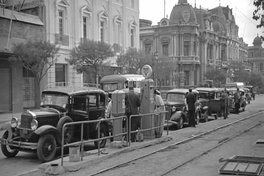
[5,0,139,108]
[140,0,246,87]
[248,35,264,74]
[0,5,45,112]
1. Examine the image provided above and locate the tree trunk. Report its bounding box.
[35,78,41,108]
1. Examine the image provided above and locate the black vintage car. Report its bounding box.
[164,89,202,129]
[0,86,109,162]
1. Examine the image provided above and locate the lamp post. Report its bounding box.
[152,51,158,86]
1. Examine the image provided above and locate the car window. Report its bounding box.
[87,95,97,108]
[98,94,106,107]
[199,92,209,99]
[41,93,68,108]
[72,95,86,111]
[166,93,185,103]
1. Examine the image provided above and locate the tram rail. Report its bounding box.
[86,110,264,176]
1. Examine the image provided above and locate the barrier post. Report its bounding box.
[61,124,65,166]
[97,120,101,156]
[80,123,84,161]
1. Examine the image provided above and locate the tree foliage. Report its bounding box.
[116,47,149,74]
[67,39,114,77]
[155,59,176,87]
[203,67,226,87]
[228,62,250,83]
[248,72,264,87]
[253,0,264,39]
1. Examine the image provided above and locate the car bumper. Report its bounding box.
[0,138,37,150]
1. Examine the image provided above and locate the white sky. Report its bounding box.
[139,0,263,46]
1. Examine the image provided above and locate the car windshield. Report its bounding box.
[199,92,210,99]
[41,93,68,108]
[166,93,185,103]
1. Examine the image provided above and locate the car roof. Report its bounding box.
[43,86,106,96]
[167,88,199,94]
[195,87,219,92]
[100,74,145,83]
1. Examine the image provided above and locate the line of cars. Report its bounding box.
[164,86,253,130]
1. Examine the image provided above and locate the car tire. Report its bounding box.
[57,116,74,144]
[1,131,19,158]
[37,134,57,163]
[177,116,183,129]
[94,124,108,148]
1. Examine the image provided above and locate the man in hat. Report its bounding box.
[125,81,141,142]
[186,88,196,127]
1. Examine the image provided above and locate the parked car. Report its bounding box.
[195,87,223,119]
[164,89,202,129]
[0,86,109,162]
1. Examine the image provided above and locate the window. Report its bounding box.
[131,28,134,47]
[184,70,189,85]
[145,43,151,55]
[87,95,97,108]
[184,41,190,56]
[98,11,108,42]
[73,96,86,111]
[193,42,196,55]
[81,6,92,40]
[55,64,67,86]
[100,21,104,41]
[114,16,122,45]
[58,10,64,41]
[83,17,87,38]
[162,43,169,56]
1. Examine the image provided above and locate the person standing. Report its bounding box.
[125,83,141,142]
[221,89,229,119]
[154,89,165,137]
[186,88,196,127]
[234,88,240,114]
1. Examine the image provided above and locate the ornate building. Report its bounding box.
[248,35,264,74]
[140,0,246,87]
[5,0,139,108]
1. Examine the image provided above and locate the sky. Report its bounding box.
[139,0,263,46]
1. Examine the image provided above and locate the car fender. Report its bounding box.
[202,106,208,110]
[34,125,61,144]
[170,111,182,121]
[0,122,12,140]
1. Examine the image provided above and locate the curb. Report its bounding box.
[17,135,173,176]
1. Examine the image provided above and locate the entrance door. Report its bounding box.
[0,68,11,112]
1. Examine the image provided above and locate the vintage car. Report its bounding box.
[227,87,247,112]
[0,86,109,162]
[195,87,224,119]
[164,89,203,129]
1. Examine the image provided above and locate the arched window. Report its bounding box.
[81,5,92,40]
[98,10,108,42]
[55,0,69,45]
[114,15,122,46]
[129,20,137,47]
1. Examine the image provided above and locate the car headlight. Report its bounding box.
[31,119,38,130]
[172,106,177,112]
[11,117,19,128]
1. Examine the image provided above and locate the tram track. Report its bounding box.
[85,110,264,176]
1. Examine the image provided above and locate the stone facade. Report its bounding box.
[140,0,247,87]
[248,35,264,74]
[6,0,140,88]
[0,6,45,112]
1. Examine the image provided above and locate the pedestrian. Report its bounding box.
[154,89,165,137]
[234,88,240,114]
[125,82,141,142]
[186,88,196,127]
[221,88,229,119]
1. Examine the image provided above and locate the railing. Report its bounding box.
[60,111,168,166]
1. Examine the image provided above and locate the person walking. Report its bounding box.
[186,88,196,127]
[154,89,165,137]
[125,83,141,142]
[234,88,240,114]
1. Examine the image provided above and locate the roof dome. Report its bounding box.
[253,35,262,46]
[169,0,197,24]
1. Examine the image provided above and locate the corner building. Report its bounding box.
[140,0,245,87]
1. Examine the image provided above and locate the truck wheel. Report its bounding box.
[37,134,56,163]
[94,124,108,148]
[1,131,18,158]
[57,116,74,144]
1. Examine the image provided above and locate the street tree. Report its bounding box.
[228,61,250,83]
[67,39,114,85]
[203,67,226,87]
[248,72,264,87]
[155,59,175,88]
[9,40,60,107]
[253,0,264,39]
[116,47,149,74]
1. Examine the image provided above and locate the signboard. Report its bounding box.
[141,65,152,79]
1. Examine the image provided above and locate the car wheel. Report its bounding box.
[37,134,57,163]
[1,131,19,158]
[57,116,75,144]
[177,116,183,129]
[94,124,108,148]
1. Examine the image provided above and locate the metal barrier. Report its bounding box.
[60,111,168,166]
